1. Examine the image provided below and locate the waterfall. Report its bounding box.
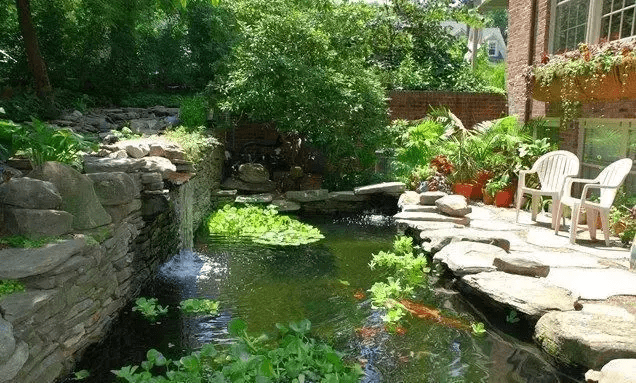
[175,180,195,250]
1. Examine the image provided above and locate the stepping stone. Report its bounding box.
[535,310,636,369]
[401,204,437,213]
[393,211,469,226]
[433,242,507,276]
[396,220,464,234]
[545,268,636,300]
[270,199,301,212]
[286,189,329,202]
[354,182,405,195]
[586,359,636,383]
[493,256,550,277]
[420,228,510,253]
[398,191,420,207]
[436,194,471,217]
[461,271,577,320]
[420,191,447,205]
[329,191,367,202]
[235,193,273,204]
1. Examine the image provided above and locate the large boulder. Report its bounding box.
[238,163,270,184]
[0,341,28,382]
[139,157,177,179]
[420,191,447,205]
[433,241,506,276]
[86,172,138,206]
[534,309,636,369]
[586,359,636,383]
[461,271,577,320]
[2,208,73,238]
[398,191,420,208]
[0,177,62,209]
[0,318,15,364]
[29,162,112,230]
[436,194,471,217]
[0,237,86,279]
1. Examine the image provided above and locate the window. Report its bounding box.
[551,0,636,53]
[488,40,497,56]
[552,0,590,52]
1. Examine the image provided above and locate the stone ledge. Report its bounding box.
[0,238,87,279]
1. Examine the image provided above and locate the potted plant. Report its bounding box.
[485,174,515,208]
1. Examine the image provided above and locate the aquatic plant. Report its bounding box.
[111,319,363,383]
[0,280,25,299]
[205,204,324,246]
[179,298,220,316]
[132,297,168,322]
[471,322,486,336]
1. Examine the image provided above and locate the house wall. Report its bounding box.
[387,90,508,128]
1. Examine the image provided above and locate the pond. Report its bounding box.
[66,215,583,383]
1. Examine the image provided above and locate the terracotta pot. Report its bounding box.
[494,185,516,207]
[482,188,495,205]
[453,182,480,200]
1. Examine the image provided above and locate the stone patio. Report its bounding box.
[396,193,636,382]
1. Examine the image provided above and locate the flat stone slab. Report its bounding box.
[329,191,367,202]
[461,271,577,320]
[401,204,437,213]
[354,182,405,195]
[511,250,607,269]
[420,228,510,253]
[419,191,447,205]
[3,208,73,238]
[0,238,87,279]
[546,268,636,300]
[235,193,273,204]
[535,310,636,369]
[396,220,465,233]
[586,359,636,383]
[433,242,507,276]
[0,341,28,382]
[270,199,301,212]
[83,157,144,174]
[0,290,59,324]
[393,211,469,226]
[285,189,329,202]
[0,177,61,209]
[493,256,550,277]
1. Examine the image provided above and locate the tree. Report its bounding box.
[15,0,52,101]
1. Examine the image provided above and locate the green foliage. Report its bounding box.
[110,127,142,141]
[163,125,215,166]
[179,95,208,129]
[0,280,25,299]
[609,189,636,244]
[112,319,363,383]
[471,322,486,336]
[133,297,169,322]
[73,370,91,380]
[179,298,220,315]
[367,236,429,326]
[0,118,96,169]
[506,310,520,324]
[0,235,56,248]
[219,0,388,167]
[205,204,324,246]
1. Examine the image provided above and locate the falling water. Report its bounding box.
[174,180,194,250]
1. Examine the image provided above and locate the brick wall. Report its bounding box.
[387,90,508,128]
[508,0,551,120]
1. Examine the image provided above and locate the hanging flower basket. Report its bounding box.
[531,41,636,103]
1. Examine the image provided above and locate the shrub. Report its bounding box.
[179,95,209,129]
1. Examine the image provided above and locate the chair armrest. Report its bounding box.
[580,183,618,205]
[517,170,535,188]
[561,177,599,199]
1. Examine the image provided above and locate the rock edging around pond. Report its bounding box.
[397,191,636,381]
[0,138,224,383]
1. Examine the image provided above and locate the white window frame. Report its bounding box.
[488,40,497,56]
[549,0,636,53]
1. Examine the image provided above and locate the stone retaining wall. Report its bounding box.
[0,136,224,382]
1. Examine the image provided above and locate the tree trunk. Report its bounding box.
[15,0,53,101]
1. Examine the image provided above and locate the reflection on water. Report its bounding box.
[65,215,584,383]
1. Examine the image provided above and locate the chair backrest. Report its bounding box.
[595,158,633,207]
[533,150,580,193]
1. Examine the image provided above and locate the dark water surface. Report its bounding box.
[66,215,583,383]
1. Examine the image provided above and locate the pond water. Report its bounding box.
[67,215,584,383]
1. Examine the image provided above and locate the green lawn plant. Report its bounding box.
[133,297,169,322]
[0,235,56,248]
[205,205,324,246]
[179,298,220,316]
[0,280,25,299]
[111,319,363,383]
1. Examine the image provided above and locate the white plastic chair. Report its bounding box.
[554,158,633,245]
[515,150,580,228]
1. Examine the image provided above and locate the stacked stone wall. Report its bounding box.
[0,124,224,383]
